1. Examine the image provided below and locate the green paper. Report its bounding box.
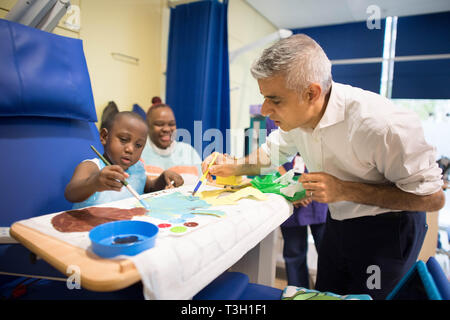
[250,172,306,201]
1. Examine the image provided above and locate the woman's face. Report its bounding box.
[147,107,176,149]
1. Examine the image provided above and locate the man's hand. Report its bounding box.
[298,172,345,203]
[202,152,239,182]
[292,197,312,208]
[299,171,445,212]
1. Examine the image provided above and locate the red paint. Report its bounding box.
[184,222,198,227]
[158,223,171,228]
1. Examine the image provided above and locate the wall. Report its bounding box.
[228,0,277,156]
[0,0,81,37]
[1,0,165,127]
[2,0,277,139]
[79,0,164,124]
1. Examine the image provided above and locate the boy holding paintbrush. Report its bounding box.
[65,111,184,209]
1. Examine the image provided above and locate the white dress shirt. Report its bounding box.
[261,82,443,220]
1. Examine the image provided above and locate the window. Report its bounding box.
[382,12,450,221]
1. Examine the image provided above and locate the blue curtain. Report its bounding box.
[166,0,230,159]
[392,11,450,99]
[293,20,386,93]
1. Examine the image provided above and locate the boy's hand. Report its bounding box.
[160,170,184,189]
[96,165,129,192]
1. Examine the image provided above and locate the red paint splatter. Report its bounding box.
[158,223,171,228]
[184,222,198,227]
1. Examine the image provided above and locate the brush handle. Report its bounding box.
[201,153,219,180]
[192,153,219,195]
[90,145,111,166]
[125,184,141,199]
[126,184,149,208]
[191,180,202,196]
[90,145,131,187]
[90,145,146,206]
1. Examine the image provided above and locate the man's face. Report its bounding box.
[258,75,316,131]
[147,107,176,149]
[101,115,148,171]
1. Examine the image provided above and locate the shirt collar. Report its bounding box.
[148,137,176,156]
[315,81,346,130]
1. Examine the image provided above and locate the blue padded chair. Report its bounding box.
[132,103,147,120]
[387,256,450,300]
[196,256,449,300]
[0,18,146,300]
[0,116,103,281]
[0,19,146,299]
[0,274,144,300]
[193,272,283,300]
[426,256,450,300]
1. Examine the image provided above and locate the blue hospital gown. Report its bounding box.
[71,158,147,209]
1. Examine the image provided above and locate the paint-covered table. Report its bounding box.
[10,185,293,299]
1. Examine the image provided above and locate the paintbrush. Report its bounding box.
[90,145,150,209]
[192,152,219,197]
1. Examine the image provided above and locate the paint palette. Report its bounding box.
[134,190,225,237]
[156,221,200,236]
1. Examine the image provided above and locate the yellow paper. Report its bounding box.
[199,187,267,206]
[216,175,243,186]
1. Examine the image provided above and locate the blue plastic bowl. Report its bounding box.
[89,220,158,258]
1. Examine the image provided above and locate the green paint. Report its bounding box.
[170,226,187,233]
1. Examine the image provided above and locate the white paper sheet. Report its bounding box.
[17,185,293,299]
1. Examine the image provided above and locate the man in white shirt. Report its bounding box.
[202,34,445,299]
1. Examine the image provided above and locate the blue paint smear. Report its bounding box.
[181,213,196,219]
[143,192,213,221]
[169,218,186,224]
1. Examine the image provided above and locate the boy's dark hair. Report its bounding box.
[104,111,149,131]
[100,101,119,130]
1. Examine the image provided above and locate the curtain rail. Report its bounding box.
[111,52,139,63]
[331,53,450,65]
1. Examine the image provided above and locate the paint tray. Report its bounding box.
[89,220,158,258]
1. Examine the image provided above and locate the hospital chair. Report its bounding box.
[193,272,283,300]
[132,103,147,121]
[0,18,146,299]
[194,256,450,300]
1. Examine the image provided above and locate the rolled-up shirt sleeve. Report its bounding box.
[367,113,443,195]
[260,129,298,170]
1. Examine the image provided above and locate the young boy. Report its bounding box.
[65,111,184,209]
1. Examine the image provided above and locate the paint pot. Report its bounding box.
[184,222,198,227]
[89,220,158,258]
[170,226,187,234]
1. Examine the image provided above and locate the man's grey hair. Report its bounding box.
[251,34,332,96]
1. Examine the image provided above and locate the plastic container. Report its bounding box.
[89,220,158,258]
